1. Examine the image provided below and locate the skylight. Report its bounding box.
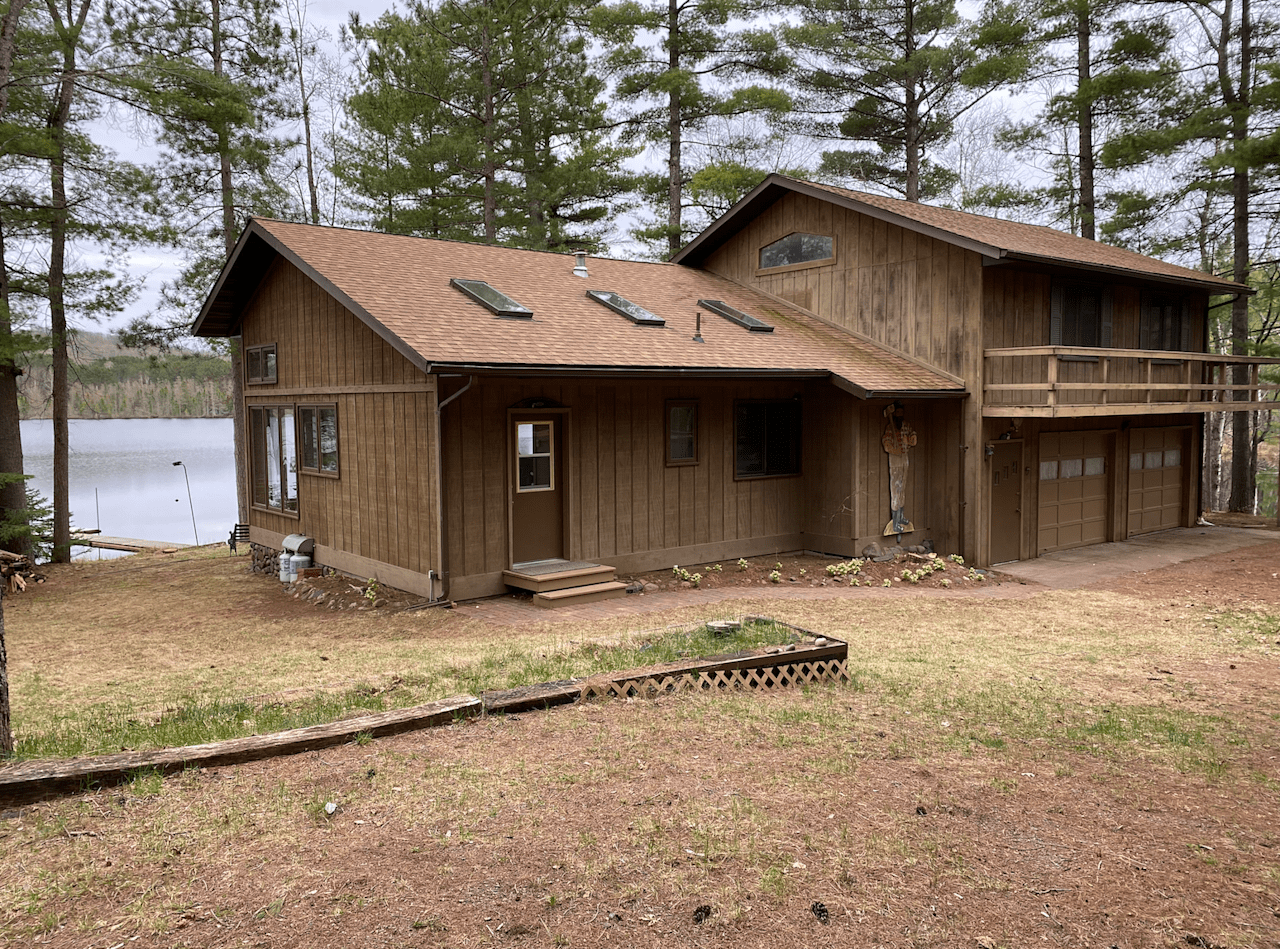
[698,299,774,333]
[586,290,665,326]
[450,278,533,318]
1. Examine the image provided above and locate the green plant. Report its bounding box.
[939,578,951,588]
[825,558,864,577]
[672,566,703,587]
[967,568,984,582]
[774,562,782,571]
[737,558,749,570]
[768,570,782,583]
[362,578,379,602]
[711,563,722,572]
[882,579,892,587]
[948,554,965,564]
[798,568,806,576]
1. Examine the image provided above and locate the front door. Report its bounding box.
[511,417,564,564]
[989,441,1022,563]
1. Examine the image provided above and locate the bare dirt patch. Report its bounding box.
[3,540,1280,947]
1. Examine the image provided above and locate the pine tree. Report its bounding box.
[115,0,297,524]
[343,0,633,252]
[781,0,1033,202]
[1103,0,1280,513]
[997,0,1177,239]
[591,0,790,256]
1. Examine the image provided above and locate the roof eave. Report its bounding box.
[995,251,1253,295]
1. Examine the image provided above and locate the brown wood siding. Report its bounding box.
[440,378,965,594]
[700,191,982,380]
[240,257,439,583]
[983,268,1211,408]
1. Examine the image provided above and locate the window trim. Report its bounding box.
[245,343,278,385]
[249,403,300,518]
[298,403,340,478]
[665,399,699,467]
[756,233,836,276]
[1139,290,1191,353]
[733,399,802,480]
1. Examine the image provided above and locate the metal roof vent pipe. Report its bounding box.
[572,251,589,278]
[693,310,704,343]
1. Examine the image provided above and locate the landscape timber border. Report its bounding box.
[0,618,847,807]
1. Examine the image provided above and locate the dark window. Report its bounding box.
[1050,283,1112,348]
[697,299,774,333]
[586,289,665,326]
[246,344,277,384]
[666,400,698,465]
[759,233,834,270]
[1140,292,1190,352]
[450,278,533,318]
[299,404,339,475]
[735,401,801,478]
[249,405,298,514]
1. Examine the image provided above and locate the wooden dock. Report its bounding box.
[71,532,191,552]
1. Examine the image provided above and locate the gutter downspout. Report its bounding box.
[432,374,474,602]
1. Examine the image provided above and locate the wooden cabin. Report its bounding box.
[194,175,1269,604]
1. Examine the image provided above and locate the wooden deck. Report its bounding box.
[72,533,191,552]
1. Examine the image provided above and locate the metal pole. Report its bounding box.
[173,461,199,546]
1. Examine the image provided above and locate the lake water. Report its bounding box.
[19,418,238,558]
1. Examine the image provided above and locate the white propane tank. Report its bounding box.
[290,553,311,579]
[279,554,293,582]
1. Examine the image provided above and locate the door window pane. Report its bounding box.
[517,422,554,491]
[1040,460,1059,480]
[1146,451,1163,469]
[1084,456,1105,476]
[1060,458,1083,479]
[1163,448,1181,468]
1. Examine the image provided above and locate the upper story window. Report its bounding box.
[758,232,834,271]
[1050,282,1112,348]
[246,343,277,384]
[1140,291,1190,352]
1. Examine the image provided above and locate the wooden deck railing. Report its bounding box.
[983,346,1280,417]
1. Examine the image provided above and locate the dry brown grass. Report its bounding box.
[2,545,1280,947]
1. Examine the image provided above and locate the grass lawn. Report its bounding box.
[2,543,1279,947]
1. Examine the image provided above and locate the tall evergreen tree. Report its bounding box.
[998,0,1177,239]
[116,0,296,524]
[1103,0,1280,512]
[343,0,632,251]
[591,0,790,256]
[780,0,1033,202]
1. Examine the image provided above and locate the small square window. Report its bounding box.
[1084,456,1105,476]
[1039,461,1059,481]
[1130,452,1143,470]
[1060,458,1083,479]
[1164,448,1181,468]
[246,344,277,384]
[1145,451,1163,469]
[666,400,698,466]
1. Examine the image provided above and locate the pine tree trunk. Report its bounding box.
[666,0,682,257]
[1076,7,1095,241]
[0,592,11,756]
[0,221,28,558]
[1227,0,1253,512]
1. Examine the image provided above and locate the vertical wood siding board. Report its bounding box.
[630,387,646,555]
[458,391,484,577]
[885,221,902,265]
[397,391,413,571]
[707,387,724,544]
[485,384,509,572]
[578,384,598,561]
[444,391,465,573]
[616,386,633,555]
[872,266,888,347]
[915,257,931,367]
[650,387,665,552]
[599,386,617,558]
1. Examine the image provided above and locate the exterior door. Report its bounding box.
[1128,428,1184,534]
[511,417,564,564]
[989,441,1022,563]
[1038,431,1110,553]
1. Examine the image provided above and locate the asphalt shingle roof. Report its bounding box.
[199,218,964,396]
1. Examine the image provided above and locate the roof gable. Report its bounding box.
[672,175,1244,295]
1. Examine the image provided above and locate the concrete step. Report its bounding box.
[532,580,629,609]
[504,564,616,593]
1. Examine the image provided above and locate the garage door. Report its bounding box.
[1038,432,1109,553]
[1128,428,1184,535]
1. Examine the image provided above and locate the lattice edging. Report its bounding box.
[580,658,849,700]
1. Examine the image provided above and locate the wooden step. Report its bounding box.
[533,580,628,608]
[504,563,616,593]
